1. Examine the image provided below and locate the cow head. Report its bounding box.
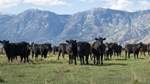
[0,40,9,48]
[138,42,144,48]
[66,39,77,48]
[95,37,106,45]
[45,43,52,52]
[66,39,76,45]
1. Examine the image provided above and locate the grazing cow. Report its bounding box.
[140,44,148,56]
[31,43,52,59]
[57,43,67,60]
[113,43,122,57]
[125,42,143,59]
[66,39,77,65]
[104,43,114,60]
[52,46,59,55]
[77,41,91,65]
[0,40,30,63]
[92,37,106,65]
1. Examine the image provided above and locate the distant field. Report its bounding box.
[0,54,150,84]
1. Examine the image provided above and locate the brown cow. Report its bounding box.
[140,44,148,56]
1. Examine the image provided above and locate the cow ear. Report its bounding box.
[95,38,98,40]
[66,40,69,43]
[0,40,2,43]
[6,40,9,43]
[103,38,106,40]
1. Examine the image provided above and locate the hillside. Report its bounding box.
[0,8,150,45]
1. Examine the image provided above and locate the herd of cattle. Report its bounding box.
[0,37,150,65]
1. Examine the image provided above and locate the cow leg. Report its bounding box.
[7,56,11,63]
[57,51,61,60]
[35,54,38,60]
[32,51,35,59]
[119,52,121,56]
[134,53,136,59]
[117,53,119,57]
[93,55,96,64]
[21,56,23,62]
[106,53,109,60]
[125,51,127,59]
[110,53,113,60]
[44,54,47,58]
[101,55,103,65]
[27,56,29,62]
[69,55,71,65]
[77,55,80,60]
[83,56,85,64]
[137,53,139,59]
[97,56,100,65]
[144,52,145,56]
[128,53,130,59]
[53,50,55,55]
[15,56,18,61]
[74,56,77,65]
[24,56,26,63]
[11,57,13,63]
[86,55,89,64]
[79,55,82,65]
[140,51,142,56]
[62,53,65,59]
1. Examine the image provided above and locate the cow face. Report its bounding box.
[0,40,9,48]
[138,42,144,48]
[95,37,106,45]
[66,39,77,46]
[46,43,52,52]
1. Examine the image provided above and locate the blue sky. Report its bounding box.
[0,0,150,14]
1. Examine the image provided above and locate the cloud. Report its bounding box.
[104,0,135,11]
[0,0,20,9]
[23,0,71,6]
[80,0,94,2]
[139,1,150,10]
[103,0,150,11]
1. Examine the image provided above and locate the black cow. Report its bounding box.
[113,43,122,57]
[57,43,67,60]
[0,40,30,63]
[92,37,106,65]
[125,42,143,59]
[31,43,52,59]
[52,46,59,55]
[66,39,77,65]
[77,41,91,65]
[104,43,114,60]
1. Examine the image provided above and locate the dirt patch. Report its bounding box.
[49,67,65,83]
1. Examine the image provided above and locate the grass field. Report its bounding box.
[0,54,150,84]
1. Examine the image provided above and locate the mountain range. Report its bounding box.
[0,8,150,46]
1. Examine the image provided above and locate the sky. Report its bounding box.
[0,0,150,15]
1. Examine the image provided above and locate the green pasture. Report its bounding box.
[0,54,150,84]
